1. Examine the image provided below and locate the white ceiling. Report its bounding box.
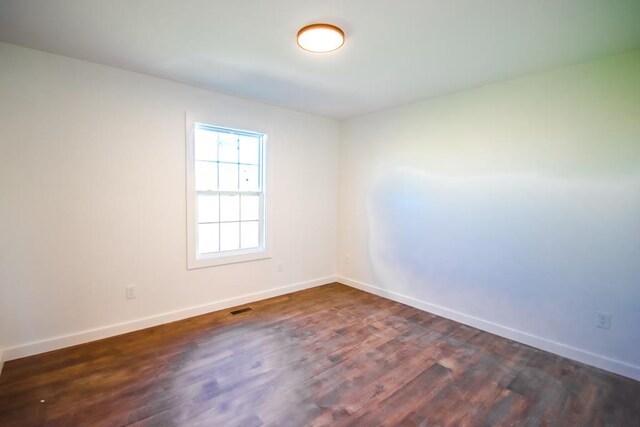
[1,0,639,119]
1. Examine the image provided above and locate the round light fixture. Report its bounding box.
[297,24,345,53]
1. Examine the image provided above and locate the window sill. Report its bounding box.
[187,248,271,269]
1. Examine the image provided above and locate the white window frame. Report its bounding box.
[186,113,271,269]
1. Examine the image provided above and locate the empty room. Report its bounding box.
[1,1,639,425]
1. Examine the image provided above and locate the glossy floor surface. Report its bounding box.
[1,283,639,426]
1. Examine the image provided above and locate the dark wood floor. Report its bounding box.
[1,283,639,426]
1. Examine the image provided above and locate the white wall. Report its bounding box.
[2,40,639,381]
[0,42,339,358]
[338,51,640,379]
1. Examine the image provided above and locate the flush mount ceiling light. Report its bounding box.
[297,24,345,53]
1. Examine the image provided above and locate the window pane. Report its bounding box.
[239,135,260,165]
[239,164,259,191]
[218,133,238,163]
[198,223,219,254]
[219,163,239,191]
[195,128,218,161]
[198,194,219,223]
[195,161,218,191]
[241,221,259,249]
[220,222,240,251]
[241,195,260,221]
[220,194,240,222]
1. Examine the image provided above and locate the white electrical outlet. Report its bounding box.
[595,311,611,329]
[126,284,137,300]
[277,262,283,272]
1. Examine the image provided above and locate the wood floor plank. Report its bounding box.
[1,282,638,426]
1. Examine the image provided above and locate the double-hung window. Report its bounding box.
[186,120,268,268]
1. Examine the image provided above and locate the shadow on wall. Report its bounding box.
[367,168,640,342]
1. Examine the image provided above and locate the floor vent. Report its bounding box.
[230,307,253,316]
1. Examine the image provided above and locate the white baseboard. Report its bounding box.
[1,276,337,364]
[338,276,640,381]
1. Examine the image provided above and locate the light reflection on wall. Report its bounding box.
[366,168,640,360]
